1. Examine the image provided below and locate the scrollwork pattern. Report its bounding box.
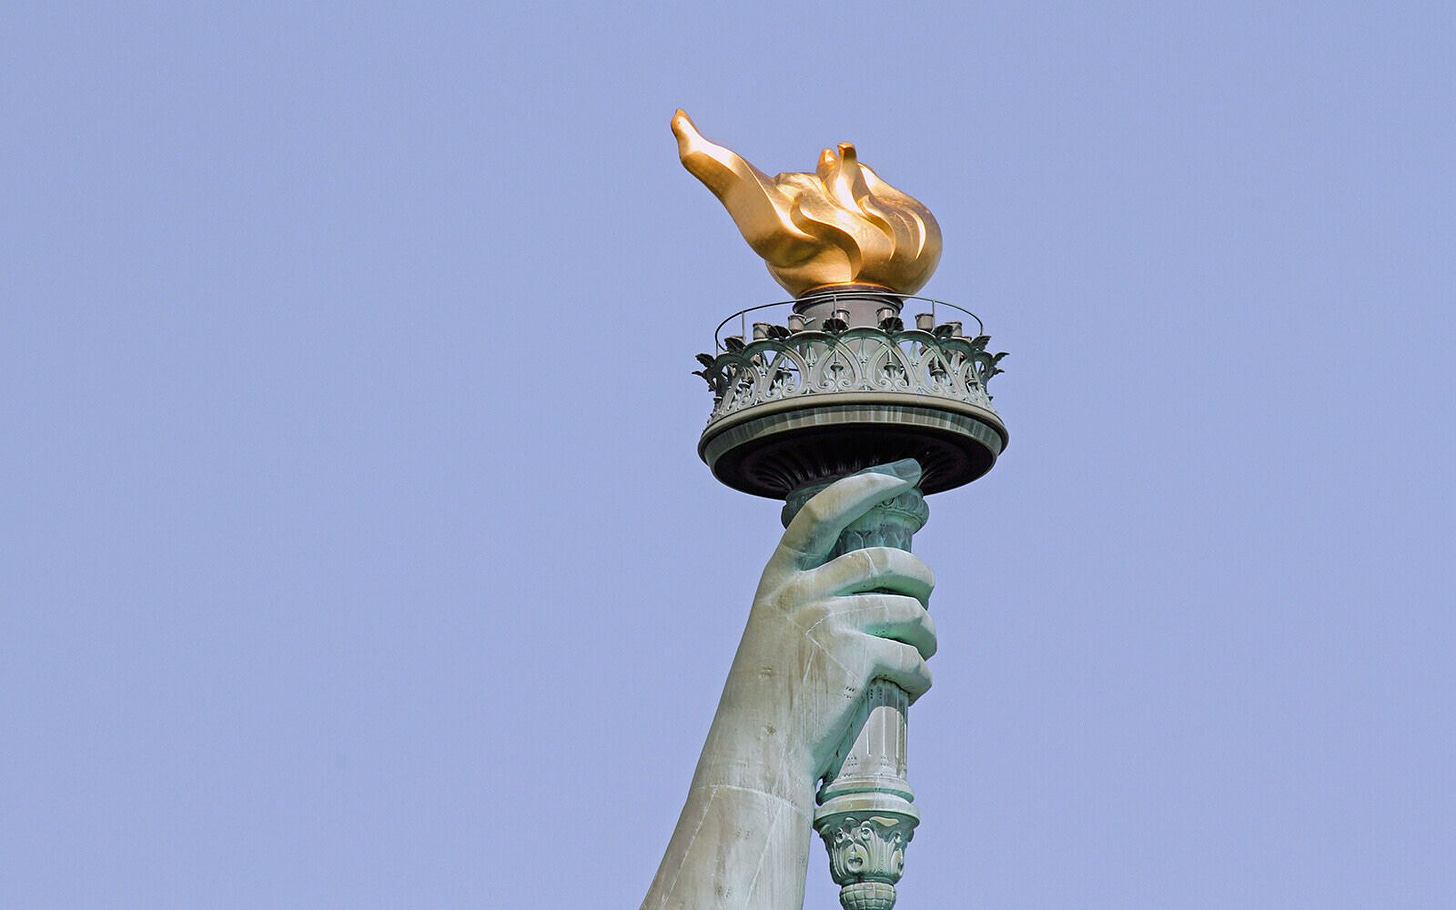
[817,812,917,887]
[695,328,1005,427]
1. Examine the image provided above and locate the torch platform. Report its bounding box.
[695,293,1009,498]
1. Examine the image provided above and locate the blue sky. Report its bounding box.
[3,2,1453,907]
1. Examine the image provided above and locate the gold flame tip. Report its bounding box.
[672,114,941,297]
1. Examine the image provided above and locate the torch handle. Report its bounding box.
[782,482,928,910]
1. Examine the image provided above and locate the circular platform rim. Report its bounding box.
[701,392,1008,453]
[698,396,1009,499]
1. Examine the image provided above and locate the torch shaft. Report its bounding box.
[782,481,928,910]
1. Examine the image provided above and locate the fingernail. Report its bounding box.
[860,458,921,482]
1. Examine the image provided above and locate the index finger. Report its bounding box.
[776,459,922,568]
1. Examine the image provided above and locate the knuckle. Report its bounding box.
[796,598,834,630]
[901,551,935,584]
[906,660,933,697]
[879,593,911,621]
[897,591,927,613]
[862,546,893,565]
[778,575,811,606]
[879,593,916,622]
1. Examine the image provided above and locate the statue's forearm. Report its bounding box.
[643,667,817,909]
[642,777,812,910]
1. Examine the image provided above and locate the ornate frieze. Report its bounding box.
[816,809,919,910]
[696,324,1006,429]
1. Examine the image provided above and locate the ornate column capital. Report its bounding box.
[816,807,919,910]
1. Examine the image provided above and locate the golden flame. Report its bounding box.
[671,109,942,297]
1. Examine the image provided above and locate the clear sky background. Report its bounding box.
[3,2,1453,907]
